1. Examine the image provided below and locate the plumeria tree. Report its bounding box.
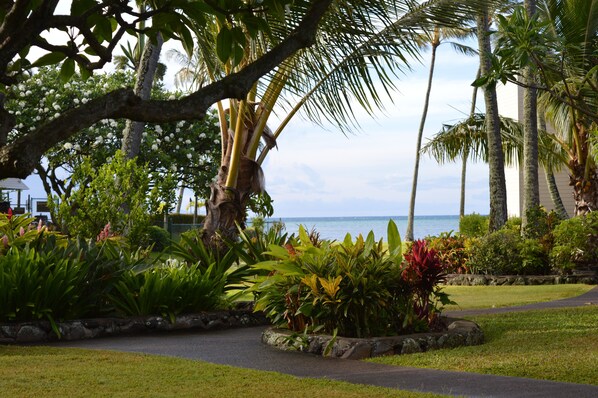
[5,66,221,221]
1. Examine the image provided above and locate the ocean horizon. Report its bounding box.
[265,215,461,241]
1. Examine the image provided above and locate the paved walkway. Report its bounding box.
[55,286,598,398]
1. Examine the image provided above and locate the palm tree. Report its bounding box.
[521,0,540,228]
[422,112,570,218]
[494,0,598,215]
[405,25,476,242]
[169,1,502,247]
[477,5,508,231]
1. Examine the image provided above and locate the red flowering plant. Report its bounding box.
[0,213,65,254]
[402,240,454,330]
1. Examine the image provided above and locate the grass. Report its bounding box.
[369,306,598,385]
[442,284,594,310]
[0,346,447,398]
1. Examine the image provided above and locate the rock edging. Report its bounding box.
[0,309,269,344]
[262,317,483,360]
[445,274,598,286]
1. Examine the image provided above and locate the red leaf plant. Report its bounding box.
[402,240,448,325]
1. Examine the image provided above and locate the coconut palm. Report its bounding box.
[494,0,598,215]
[521,0,540,229]
[476,4,508,231]
[404,25,476,242]
[168,0,503,247]
[422,112,570,218]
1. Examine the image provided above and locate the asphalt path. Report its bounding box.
[52,286,598,398]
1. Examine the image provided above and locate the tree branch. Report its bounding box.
[0,0,334,178]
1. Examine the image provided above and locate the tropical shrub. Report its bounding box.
[146,225,171,252]
[252,222,450,338]
[169,228,251,290]
[468,229,523,275]
[107,259,226,323]
[550,212,598,273]
[459,213,489,238]
[402,240,452,329]
[0,213,66,254]
[0,235,130,335]
[52,151,165,247]
[426,232,469,274]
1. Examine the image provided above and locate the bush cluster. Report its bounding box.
[432,209,598,276]
[0,214,245,335]
[252,222,451,338]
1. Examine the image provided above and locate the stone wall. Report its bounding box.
[445,274,598,286]
[262,317,483,360]
[0,309,268,344]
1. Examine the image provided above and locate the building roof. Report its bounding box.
[0,178,29,190]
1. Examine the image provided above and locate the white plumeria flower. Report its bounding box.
[63,142,73,150]
[73,98,80,104]
[168,95,175,100]
[186,153,192,159]
[81,98,89,104]
[106,133,114,139]
[26,90,32,96]
[177,121,185,128]
[142,132,148,137]
[53,112,60,118]
[185,139,191,145]
[73,144,81,151]
[214,139,220,144]
[53,104,60,110]
[152,144,158,151]
[155,125,163,134]
[199,133,206,139]
[175,145,180,150]
[164,136,170,142]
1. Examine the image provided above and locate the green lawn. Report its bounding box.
[370,306,598,385]
[442,284,594,310]
[0,346,446,398]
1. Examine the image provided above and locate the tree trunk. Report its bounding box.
[477,9,508,231]
[522,0,540,229]
[176,184,185,214]
[570,160,598,215]
[202,155,263,249]
[460,68,480,218]
[121,34,164,159]
[406,29,440,242]
[537,104,568,219]
[544,169,568,219]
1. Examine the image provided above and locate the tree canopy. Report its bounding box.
[0,0,335,178]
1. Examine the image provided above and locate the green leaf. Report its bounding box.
[71,0,97,16]
[387,219,402,259]
[32,52,67,67]
[60,59,76,83]
[216,27,232,63]
[92,16,113,43]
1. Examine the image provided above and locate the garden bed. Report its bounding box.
[262,316,483,360]
[445,273,598,286]
[0,305,268,344]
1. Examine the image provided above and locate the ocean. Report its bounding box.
[266,215,460,242]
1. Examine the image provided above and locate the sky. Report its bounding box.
[19,31,490,219]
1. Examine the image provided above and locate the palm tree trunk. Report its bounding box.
[522,0,540,229]
[406,29,440,242]
[477,8,507,231]
[538,104,568,219]
[121,34,164,158]
[544,169,568,219]
[460,68,480,218]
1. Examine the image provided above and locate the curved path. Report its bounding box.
[55,286,598,398]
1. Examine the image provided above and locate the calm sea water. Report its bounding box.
[265,215,460,242]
